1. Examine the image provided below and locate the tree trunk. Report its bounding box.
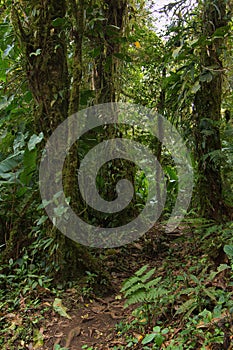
[193,0,230,220]
[93,0,128,103]
[10,1,71,272]
[10,0,111,284]
[88,0,138,227]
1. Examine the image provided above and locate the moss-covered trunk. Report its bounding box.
[8,1,71,270]
[90,0,138,225]
[10,0,111,284]
[193,0,230,221]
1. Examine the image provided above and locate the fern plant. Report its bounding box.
[121,265,168,326]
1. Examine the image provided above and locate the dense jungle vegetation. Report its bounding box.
[0,0,233,349]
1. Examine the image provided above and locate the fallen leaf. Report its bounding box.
[91,306,105,313]
[134,41,141,48]
[53,298,72,319]
[133,332,143,342]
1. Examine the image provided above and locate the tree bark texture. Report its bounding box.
[193,0,230,220]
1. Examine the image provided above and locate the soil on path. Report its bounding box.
[41,226,168,349]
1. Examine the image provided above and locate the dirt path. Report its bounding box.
[40,226,167,349]
[1,225,172,350]
[42,292,127,349]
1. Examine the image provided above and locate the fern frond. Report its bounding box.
[175,298,198,315]
[124,284,145,298]
[145,277,162,288]
[141,268,156,283]
[125,290,147,307]
[121,276,140,292]
[147,287,167,301]
[135,264,149,277]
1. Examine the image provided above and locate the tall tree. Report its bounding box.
[193,0,231,220]
[10,0,111,282]
[92,0,128,103]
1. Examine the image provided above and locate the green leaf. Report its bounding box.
[54,345,69,350]
[217,264,229,272]
[212,26,229,38]
[28,132,44,151]
[53,298,72,319]
[202,287,217,301]
[121,275,140,292]
[141,268,156,283]
[209,264,229,280]
[90,47,102,58]
[0,55,9,82]
[135,265,149,277]
[124,284,144,298]
[33,329,44,348]
[0,153,22,174]
[152,326,161,333]
[20,148,37,186]
[124,290,146,307]
[191,81,201,94]
[52,18,67,27]
[107,24,120,30]
[145,277,162,288]
[189,274,200,284]
[224,245,233,259]
[36,215,48,226]
[142,333,156,345]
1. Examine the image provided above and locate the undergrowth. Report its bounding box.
[1,221,233,349]
[117,222,233,349]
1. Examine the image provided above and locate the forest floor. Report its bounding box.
[1,223,233,350]
[43,224,197,350]
[41,226,168,350]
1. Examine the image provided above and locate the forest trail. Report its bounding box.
[39,225,179,349]
[42,289,128,349]
[36,227,169,350]
[2,224,233,350]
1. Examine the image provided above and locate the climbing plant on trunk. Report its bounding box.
[10,0,111,282]
[193,0,231,220]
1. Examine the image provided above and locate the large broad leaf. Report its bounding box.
[20,148,37,186]
[52,17,67,27]
[212,26,229,39]
[224,245,233,259]
[28,132,44,151]
[142,333,156,345]
[0,153,22,174]
[0,55,9,82]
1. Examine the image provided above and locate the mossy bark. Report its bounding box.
[10,0,111,284]
[93,0,128,103]
[89,0,138,226]
[193,0,230,221]
[12,0,70,135]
